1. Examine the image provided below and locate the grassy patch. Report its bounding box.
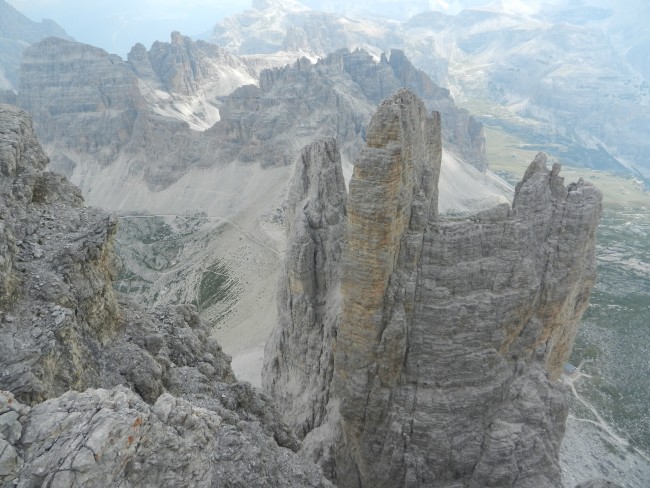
[197,261,235,311]
[483,125,650,209]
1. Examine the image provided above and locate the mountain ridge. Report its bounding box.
[0,0,71,91]
[264,90,603,487]
[209,0,650,179]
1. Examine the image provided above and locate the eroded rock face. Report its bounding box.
[262,138,347,438]
[129,32,257,97]
[263,90,602,487]
[0,105,332,487]
[17,39,484,208]
[0,0,71,92]
[18,37,143,175]
[0,387,331,488]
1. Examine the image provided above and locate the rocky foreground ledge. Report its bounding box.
[264,90,604,488]
[0,104,330,487]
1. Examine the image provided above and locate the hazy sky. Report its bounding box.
[6,0,491,58]
[7,0,251,57]
[8,0,641,59]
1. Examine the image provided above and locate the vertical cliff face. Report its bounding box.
[263,138,346,437]
[18,37,143,174]
[0,104,121,403]
[0,0,71,91]
[332,91,442,473]
[263,90,602,487]
[128,32,258,98]
[335,49,485,171]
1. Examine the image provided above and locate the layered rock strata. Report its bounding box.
[263,138,347,437]
[17,39,484,203]
[263,90,602,487]
[0,104,331,487]
[0,0,71,91]
[18,37,144,174]
[128,31,257,98]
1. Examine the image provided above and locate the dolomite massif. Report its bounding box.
[263,90,603,487]
[17,38,484,206]
[209,0,650,181]
[0,88,604,486]
[0,0,71,93]
[0,104,330,487]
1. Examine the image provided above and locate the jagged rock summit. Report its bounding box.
[0,104,331,487]
[263,90,603,487]
[17,40,486,212]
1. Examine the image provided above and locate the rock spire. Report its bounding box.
[263,90,602,487]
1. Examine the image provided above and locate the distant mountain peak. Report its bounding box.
[252,0,309,12]
[0,0,72,90]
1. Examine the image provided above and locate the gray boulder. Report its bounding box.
[0,387,331,488]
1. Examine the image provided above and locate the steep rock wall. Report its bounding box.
[0,0,71,91]
[17,40,484,210]
[263,138,347,437]
[18,37,143,175]
[129,31,257,97]
[263,90,602,487]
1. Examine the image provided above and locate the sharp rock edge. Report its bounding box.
[263,90,605,488]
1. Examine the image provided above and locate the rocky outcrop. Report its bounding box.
[211,1,650,177]
[16,36,485,212]
[343,49,485,171]
[0,386,331,488]
[129,32,257,98]
[0,104,331,487]
[263,138,347,437]
[16,33,260,180]
[218,48,484,170]
[263,90,602,487]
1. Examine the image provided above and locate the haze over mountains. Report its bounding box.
[5,0,649,180]
[0,0,71,92]
[1,1,649,487]
[207,0,650,181]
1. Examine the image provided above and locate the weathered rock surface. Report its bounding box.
[263,90,602,487]
[340,49,484,171]
[0,104,331,487]
[212,0,650,178]
[263,138,347,437]
[574,481,623,488]
[217,48,484,171]
[18,37,144,175]
[13,37,504,378]
[0,0,71,92]
[0,387,332,488]
[129,31,257,98]
[17,34,258,180]
[127,32,260,130]
[17,38,485,208]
